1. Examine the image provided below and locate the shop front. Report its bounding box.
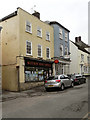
[24,57,53,82]
[54,58,71,75]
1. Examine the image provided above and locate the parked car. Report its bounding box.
[71,74,86,85]
[44,75,74,91]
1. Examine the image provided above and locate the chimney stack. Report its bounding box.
[75,36,81,43]
[32,11,40,19]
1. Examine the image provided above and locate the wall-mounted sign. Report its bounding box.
[25,59,52,68]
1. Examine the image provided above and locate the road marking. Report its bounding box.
[81,112,90,120]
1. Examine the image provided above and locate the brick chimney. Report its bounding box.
[32,11,40,19]
[75,36,81,43]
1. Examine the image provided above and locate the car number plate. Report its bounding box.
[48,85,54,87]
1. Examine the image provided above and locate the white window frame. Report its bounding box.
[38,45,42,57]
[46,47,50,59]
[60,45,63,56]
[26,40,32,55]
[59,28,63,40]
[37,27,42,37]
[64,47,68,55]
[81,54,84,62]
[46,31,50,41]
[26,21,32,33]
[65,32,68,42]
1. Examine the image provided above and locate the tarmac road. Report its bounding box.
[1,77,89,119]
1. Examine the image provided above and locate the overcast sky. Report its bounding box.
[0,0,89,44]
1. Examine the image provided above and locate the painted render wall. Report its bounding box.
[51,24,69,57]
[70,41,79,74]
[0,8,54,91]
[70,41,89,75]
[0,14,20,91]
[18,8,54,60]
[18,8,54,86]
[78,49,89,75]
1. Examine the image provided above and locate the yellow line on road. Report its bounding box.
[81,112,90,120]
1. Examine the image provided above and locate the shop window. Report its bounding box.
[26,21,32,33]
[26,41,32,55]
[25,67,52,82]
[46,47,50,59]
[38,45,42,57]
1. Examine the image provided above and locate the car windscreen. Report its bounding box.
[47,76,58,80]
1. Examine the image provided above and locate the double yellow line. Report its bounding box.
[81,112,90,120]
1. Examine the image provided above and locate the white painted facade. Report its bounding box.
[70,41,89,75]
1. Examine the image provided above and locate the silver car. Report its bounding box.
[44,75,74,91]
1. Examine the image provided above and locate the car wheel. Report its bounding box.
[71,82,74,87]
[61,84,64,91]
[84,80,86,83]
[46,88,49,92]
[78,81,81,85]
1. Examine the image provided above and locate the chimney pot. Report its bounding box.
[32,12,40,19]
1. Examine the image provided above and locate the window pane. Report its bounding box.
[37,27,42,37]
[46,48,50,58]
[46,32,50,40]
[26,21,32,33]
[26,41,32,55]
[38,45,42,57]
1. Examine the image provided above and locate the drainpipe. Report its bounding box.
[16,66,20,92]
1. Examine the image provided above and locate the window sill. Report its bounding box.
[26,54,33,57]
[37,35,42,39]
[46,58,51,60]
[46,39,50,42]
[65,40,68,42]
[37,56,43,59]
[26,30,32,34]
[59,38,63,40]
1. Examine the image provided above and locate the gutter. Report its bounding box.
[0,11,17,22]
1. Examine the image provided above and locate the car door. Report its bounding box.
[67,76,72,86]
[64,75,70,86]
[62,75,68,87]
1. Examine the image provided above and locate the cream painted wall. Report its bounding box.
[0,30,2,65]
[18,8,54,60]
[70,41,89,75]
[70,41,79,74]
[78,49,89,75]
[0,16,20,65]
[0,14,20,91]
[0,7,54,91]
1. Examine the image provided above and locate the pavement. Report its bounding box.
[0,85,46,102]
[0,76,89,102]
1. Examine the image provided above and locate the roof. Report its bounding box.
[70,40,90,54]
[0,11,17,22]
[50,21,70,32]
[76,40,90,48]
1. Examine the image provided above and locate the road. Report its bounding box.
[2,77,89,119]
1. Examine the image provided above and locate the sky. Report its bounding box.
[0,0,89,44]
